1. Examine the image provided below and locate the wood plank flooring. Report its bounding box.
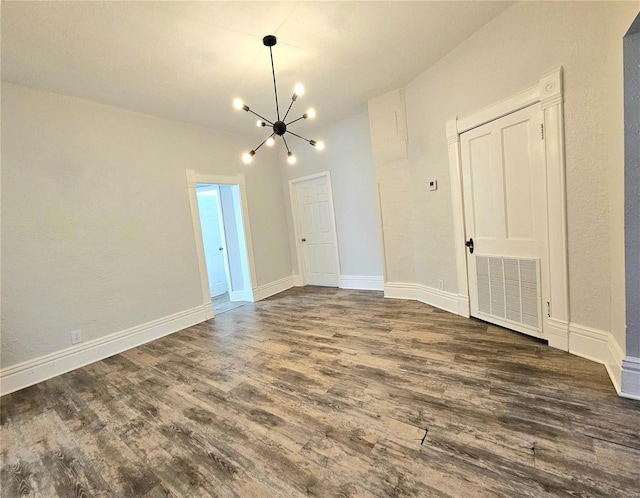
[212,293,249,315]
[2,287,639,497]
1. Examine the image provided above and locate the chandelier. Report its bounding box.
[233,35,324,165]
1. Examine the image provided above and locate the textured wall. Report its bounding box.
[280,112,384,279]
[374,1,637,350]
[624,17,640,357]
[1,82,292,367]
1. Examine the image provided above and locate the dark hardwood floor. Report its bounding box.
[2,287,639,497]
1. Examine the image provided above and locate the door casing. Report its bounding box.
[186,170,257,317]
[446,67,570,351]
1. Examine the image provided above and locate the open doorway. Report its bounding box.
[196,183,253,314]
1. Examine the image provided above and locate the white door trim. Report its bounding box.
[289,171,342,286]
[446,67,570,351]
[186,170,257,309]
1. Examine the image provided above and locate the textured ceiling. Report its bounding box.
[2,1,513,134]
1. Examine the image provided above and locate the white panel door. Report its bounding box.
[197,190,228,297]
[461,104,547,338]
[294,175,340,287]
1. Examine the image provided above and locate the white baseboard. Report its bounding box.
[229,289,253,302]
[252,275,295,301]
[0,303,213,397]
[384,282,463,316]
[415,285,460,315]
[339,275,384,291]
[547,318,569,351]
[384,281,419,300]
[569,323,624,394]
[293,274,303,287]
[621,356,640,400]
[456,294,470,317]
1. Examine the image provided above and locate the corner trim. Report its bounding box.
[547,318,569,351]
[0,303,213,397]
[568,322,624,394]
[384,282,463,316]
[339,275,384,291]
[252,276,295,301]
[621,356,640,400]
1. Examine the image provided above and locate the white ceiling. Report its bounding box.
[2,1,513,134]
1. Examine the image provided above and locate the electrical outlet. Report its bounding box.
[429,180,438,191]
[437,279,444,290]
[70,330,82,345]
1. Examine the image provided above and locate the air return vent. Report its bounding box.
[475,256,541,331]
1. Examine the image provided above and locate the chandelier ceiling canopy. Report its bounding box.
[233,35,324,165]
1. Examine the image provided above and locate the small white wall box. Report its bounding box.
[429,180,438,191]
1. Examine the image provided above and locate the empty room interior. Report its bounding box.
[2,1,640,496]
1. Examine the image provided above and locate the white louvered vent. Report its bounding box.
[475,256,541,331]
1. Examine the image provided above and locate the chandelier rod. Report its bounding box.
[282,135,291,153]
[247,108,273,126]
[269,46,281,121]
[286,129,312,143]
[286,115,305,126]
[253,133,277,153]
[283,98,296,122]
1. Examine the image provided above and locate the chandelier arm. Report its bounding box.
[282,135,291,154]
[285,130,313,143]
[253,133,276,154]
[285,115,305,126]
[282,98,296,122]
[269,46,281,121]
[247,109,274,125]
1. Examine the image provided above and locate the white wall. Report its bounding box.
[373,2,638,352]
[1,82,292,368]
[279,112,384,281]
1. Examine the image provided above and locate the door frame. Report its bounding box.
[289,171,342,286]
[446,67,570,351]
[186,170,257,315]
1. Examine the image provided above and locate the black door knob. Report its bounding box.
[465,238,474,254]
[301,238,306,242]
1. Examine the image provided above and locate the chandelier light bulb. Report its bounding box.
[310,140,324,151]
[294,83,305,97]
[287,152,297,165]
[306,108,316,119]
[233,98,244,110]
[257,120,266,127]
[266,137,275,147]
[242,151,255,164]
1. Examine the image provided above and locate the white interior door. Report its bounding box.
[197,189,228,297]
[461,104,547,338]
[293,174,340,287]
